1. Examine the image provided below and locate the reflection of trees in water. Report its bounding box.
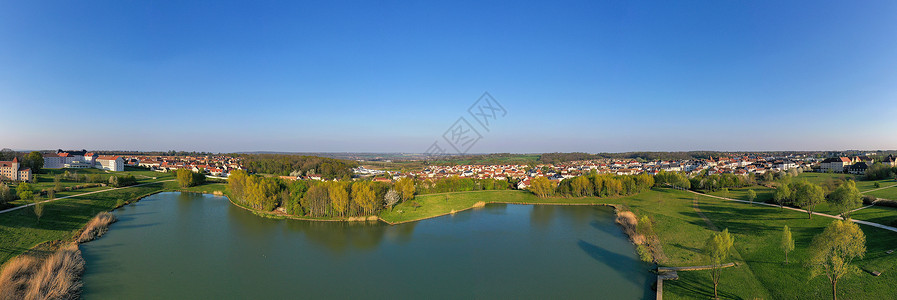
[283,220,417,253]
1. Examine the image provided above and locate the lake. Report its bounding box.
[80,192,653,299]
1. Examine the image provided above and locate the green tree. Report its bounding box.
[176,169,203,188]
[529,176,555,198]
[395,177,415,202]
[747,189,756,205]
[0,183,12,205]
[329,182,350,217]
[828,180,862,219]
[704,228,735,299]
[793,181,825,219]
[16,182,34,201]
[33,196,43,224]
[570,176,590,197]
[351,181,377,216]
[774,182,791,209]
[23,151,44,174]
[781,225,794,264]
[808,220,866,300]
[721,188,729,199]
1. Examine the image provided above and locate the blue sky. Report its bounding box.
[1,1,895,153]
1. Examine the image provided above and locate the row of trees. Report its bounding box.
[239,154,357,179]
[107,174,137,187]
[865,163,897,180]
[227,170,413,218]
[530,173,655,198]
[413,177,510,195]
[773,179,862,219]
[689,173,756,191]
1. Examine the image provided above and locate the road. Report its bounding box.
[0,179,175,214]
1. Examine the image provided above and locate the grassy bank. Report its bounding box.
[0,180,185,265]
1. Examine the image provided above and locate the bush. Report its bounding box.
[0,255,40,299]
[24,244,84,300]
[862,195,878,205]
[875,199,897,208]
[78,212,118,243]
[636,244,652,262]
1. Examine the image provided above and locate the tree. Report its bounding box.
[176,169,204,188]
[570,176,590,197]
[33,197,44,224]
[747,189,756,205]
[808,220,866,300]
[793,181,825,219]
[529,176,555,198]
[329,182,349,217]
[384,189,400,210]
[16,182,34,201]
[23,151,44,174]
[721,188,729,199]
[828,180,862,219]
[395,177,415,202]
[781,225,794,264]
[704,228,735,299]
[0,183,11,205]
[774,182,791,209]
[351,181,377,216]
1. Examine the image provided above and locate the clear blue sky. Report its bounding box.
[1,1,895,153]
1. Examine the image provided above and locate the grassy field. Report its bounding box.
[386,188,897,299]
[868,186,897,200]
[2,168,175,209]
[795,172,895,192]
[0,179,196,265]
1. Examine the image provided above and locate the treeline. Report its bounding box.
[865,163,897,180]
[430,153,538,165]
[414,177,511,195]
[227,170,410,218]
[689,173,756,191]
[529,173,655,198]
[240,154,357,179]
[773,178,863,219]
[226,172,516,218]
[107,174,137,187]
[538,152,599,164]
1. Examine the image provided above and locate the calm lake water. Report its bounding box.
[80,192,653,299]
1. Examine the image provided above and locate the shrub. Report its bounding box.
[0,255,40,299]
[875,199,897,208]
[636,244,652,262]
[862,195,877,205]
[24,244,84,300]
[78,212,118,243]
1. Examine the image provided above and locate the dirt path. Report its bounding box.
[0,180,175,214]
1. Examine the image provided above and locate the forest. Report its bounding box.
[239,154,357,179]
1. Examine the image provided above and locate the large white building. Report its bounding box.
[43,150,124,172]
[96,156,124,171]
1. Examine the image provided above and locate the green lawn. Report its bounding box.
[795,172,895,192]
[852,206,897,227]
[868,186,897,200]
[706,186,775,203]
